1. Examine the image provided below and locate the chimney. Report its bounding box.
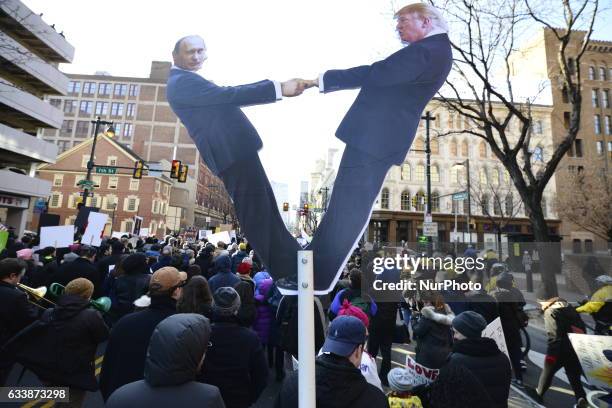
[149,61,172,81]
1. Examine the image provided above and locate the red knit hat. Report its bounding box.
[337,299,369,328]
[237,262,251,275]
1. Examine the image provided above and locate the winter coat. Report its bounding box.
[412,305,454,369]
[234,279,256,328]
[106,314,225,408]
[208,255,240,293]
[195,252,215,279]
[447,337,511,408]
[99,296,177,401]
[253,271,271,295]
[464,291,499,324]
[253,278,274,344]
[274,353,389,408]
[231,250,248,272]
[0,282,40,368]
[96,253,123,283]
[9,295,108,391]
[108,273,151,322]
[544,305,586,357]
[50,257,102,298]
[491,287,525,347]
[151,255,172,272]
[199,316,268,408]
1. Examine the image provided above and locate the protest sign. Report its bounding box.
[198,229,209,240]
[139,228,149,237]
[405,355,439,385]
[82,212,108,247]
[111,231,129,239]
[207,231,231,245]
[482,317,509,360]
[40,225,74,248]
[0,231,8,252]
[569,333,612,392]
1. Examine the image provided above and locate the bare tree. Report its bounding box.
[556,157,612,242]
[427,0,600,297]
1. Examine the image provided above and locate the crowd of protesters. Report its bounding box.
[0,227,607,408]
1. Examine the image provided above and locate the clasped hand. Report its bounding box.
[281,78,318,97]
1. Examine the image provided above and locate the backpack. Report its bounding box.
[349,295,371,317]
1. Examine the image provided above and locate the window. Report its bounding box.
[60,120,74,135]
[461,141,468,156]
[63,100,77,114]
[592,89,600,107]
[431,165,440,183]
[575,139,583,157]
[479,168,487,184]
[431,192,440,212]
[129,179,140,191]
[107,156,117,166]
[92,176,102,188]
[114,123,122,136]
[114,84,127,97]
[564,111,571,129]
[400,191,410,211]
[450,140,458,156]
[95,102,109,115]
[380,188,389,209]
[401,164,410,180]
[450,167,459,184]
[53,174,63,187]
[491,168,500,185]
[98,83,111,96]
[49,193,62,208]
[589,66,596,80]
[600,67,607,81]
[481,194,489,215]
[164,185,170,195]
[155,180,161,193]
[123,123,133,137]
[126,103,136,117]
[57,140,70,153]
[49,98,61,108]
[108,176,118,189]
[414,137,425,152]
[493,197,502,216]
[129,84,139,96]
[105,195,118,210]
[603,90,610,108]
[79,101,93,115]
[415,164,425,181]
[90,195,101,208]
[68,193,80,209]
[68,81,81,94]
[110,103,124,116]
[448,113,455,129]
[596,141,604,155]
[561,86,569,103]
[479,142,487,158]
[81,155,90,168]
[83,82,96,94]
[594,115,601,134]
[533,146,544,162]
[152,200,159,214]
[75,121,89,137]
[416,191,425,212]
[532,120,543,134]
[503,169,510,184]
[505,194,514,216]
[431,139,439,155]
[125,197,139,212]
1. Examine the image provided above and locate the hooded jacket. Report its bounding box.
[412,305,454,369]
[447,337,511,408]
[209,255,240,294]
[253,278,274,344]
[105,314,225,408]
[274,353,389,408]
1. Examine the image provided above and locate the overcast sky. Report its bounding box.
[23,0,612,205]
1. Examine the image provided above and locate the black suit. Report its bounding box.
[167,69,300,282]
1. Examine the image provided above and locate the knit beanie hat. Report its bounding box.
[387,367,419,392]
[337,299,369,328]
[239,243,247,251]
[452,311,487,338]
[64,277,94,300]
[237,262,251,275]
[16,248,33,260]
[213,286,241,316]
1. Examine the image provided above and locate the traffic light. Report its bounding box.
[170,160,182,179]
[283,202,289,212]
[132,160,144,179]
[178,164,188,183]
[303,203,309,214]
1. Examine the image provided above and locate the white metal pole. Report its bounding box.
[298,250,315,407]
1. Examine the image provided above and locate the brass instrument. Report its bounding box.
[17,283,56,309]
[49,283,112,313]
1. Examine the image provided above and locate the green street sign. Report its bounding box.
[77,179,94,186]
[95,166,117,174]
[452,191,468,201]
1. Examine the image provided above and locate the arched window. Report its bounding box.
[479,167,488,184]
[589,66,596,80]
[491,168,500,186]
[503,169,511,184]
[481,194,490,215]
[416,190,425,212]
[450,140,458,156]
[431,139,439,155]
[401,163,411,180]
[401,191,410,211]
[599,66,607,81]
[414,137,425,152]
[416,164,425,181]
[431,165,440,183]
[479,142,487,158]
[461,140,468,157]
[431,191,440,212]
[381,188,389,209]
[450,166,459,184]
[493,196,502,215]
[505,193,514,216]
[533,146,544,162]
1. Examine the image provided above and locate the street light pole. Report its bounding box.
[82,117,114,207]
[110,203,117,236]
[465,158,472,245]
[421,112,435,256]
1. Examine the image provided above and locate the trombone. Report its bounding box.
[49,283,112,313]
[17,283,57,310]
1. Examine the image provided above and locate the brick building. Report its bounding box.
[40,61,233,231]
[37,135,172,238]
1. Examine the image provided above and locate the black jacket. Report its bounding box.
[234,279,256,328]
[544,305,586,357]
[464,291,499,324]
[109,273,150,322]
[106,314,225,408]
[447,337,511,408]
[0,281,40,368]
[51,257,102,298]
[99,296,177,401]
[199,316,268,408]
[412,306,454,369]
[275,353,389,408]
[96,253,123,284]
[491,288,525,346]
[9,295,108,391]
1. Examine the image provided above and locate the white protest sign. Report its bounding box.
[405,355,439,385]
[230,230,237,240]
[198,229,212,240]
[139,228,149,237]
[207,231,231,245]
[40,225,74,248]
[82,212,108,247]
[569,333,612,392]
[482,317,509,360]
[111,231,129,239]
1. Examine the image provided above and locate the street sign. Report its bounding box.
[452,191,468,201]
[77,179,94,187]
[423,222,438,237]
[424,214,433,223]
[95,166,117,174]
